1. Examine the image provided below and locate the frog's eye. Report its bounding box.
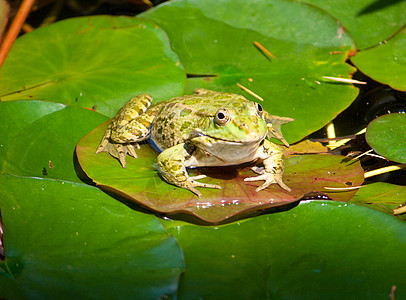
[215,108,230,126]
[255,103,263,117]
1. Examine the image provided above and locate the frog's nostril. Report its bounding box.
[240,123,247,129]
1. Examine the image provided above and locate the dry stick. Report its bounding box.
[364,164,406,178]
[323,76,367,85]
[236,83,264,101]
[326,122,336,145]
[254,41,275,59]
[0,0,35,69]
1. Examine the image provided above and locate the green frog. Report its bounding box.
[96,89,293,197]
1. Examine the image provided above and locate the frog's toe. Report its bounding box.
[191,179,221,190]
[127,143,138,158]
[251,166,265,175]
[190,174,207,181]
[116,144,128,168]
[184,176,222,198]
[96,139,109,154]
[244,173,291,192]
[275,177,291,192]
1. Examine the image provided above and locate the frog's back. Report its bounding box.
[150,92,248,151]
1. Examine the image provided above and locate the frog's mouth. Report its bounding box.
[190,129,265,164]
[190,129,265,144]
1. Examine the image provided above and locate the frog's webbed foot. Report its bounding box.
[244,139,291,192]
[244,171,291,192]
[96,139,140,168]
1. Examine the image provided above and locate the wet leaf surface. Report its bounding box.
[303,0,406,49]
[77,121,364,223]
[141,0,359,144]
[351,28,406,91]
[351,182,406,221]
[0,174,184,299]
[0,16,186,117]
[160,200,406,299]
[365,113,406,164]
[0,101,108,183]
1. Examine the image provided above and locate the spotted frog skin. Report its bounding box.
[96,89,294,197]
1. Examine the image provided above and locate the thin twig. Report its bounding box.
[0,0,35,69]
[364,164,406,178]
[327,128,367,150]
[254,41,275,59]
[393,206,406,215]
[326,122,336,145]
[350,149,387,161]
[236,83,264,101]
[323,186,363,191]
[323,76,367,85]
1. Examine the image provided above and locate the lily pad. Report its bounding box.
[350,182,406,220]
[0,100,66,171]
[0,100,185,298]
[0,174,184,299]
[76,121,364,223]
[365,113,406,164]
[0,15,186,117]
[303,0,406,49]
[141,0,359,143]
[0,101,108,183]
[160,201,406,299]
[351,28,406,91]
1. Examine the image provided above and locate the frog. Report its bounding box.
[96,89,294,197]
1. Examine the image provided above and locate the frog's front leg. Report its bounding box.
[244,139,291,192]
[156,143,221,197]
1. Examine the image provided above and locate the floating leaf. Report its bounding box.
[350,182,406,220]
[365,113,406,164]
[76,121,364,223]
[0,101,108,183]
[0,174,184,299]
[0,101,184,298]
[303,0,406,49]
[0,100,66,171]
[285,140,328,156]
[351,28,406,91]
[160,201,406,299]
[141,0,359,143]
[0,16,185,117]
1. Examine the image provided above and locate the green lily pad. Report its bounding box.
[0,174,184,299]
[0,101,108,183]
[160,200,406,299]
[0,15,186,117]
[303,0,406,49]
[0,100,184,298]
[365,113,406,164]
[350,182,406,220]
[76,121,364,223]
[0,100,66,171]
[351,28,406,91]
[141,0,359,143]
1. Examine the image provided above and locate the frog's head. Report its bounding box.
[196,100,268,144]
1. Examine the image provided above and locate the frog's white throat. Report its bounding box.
[188,131,265,167]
